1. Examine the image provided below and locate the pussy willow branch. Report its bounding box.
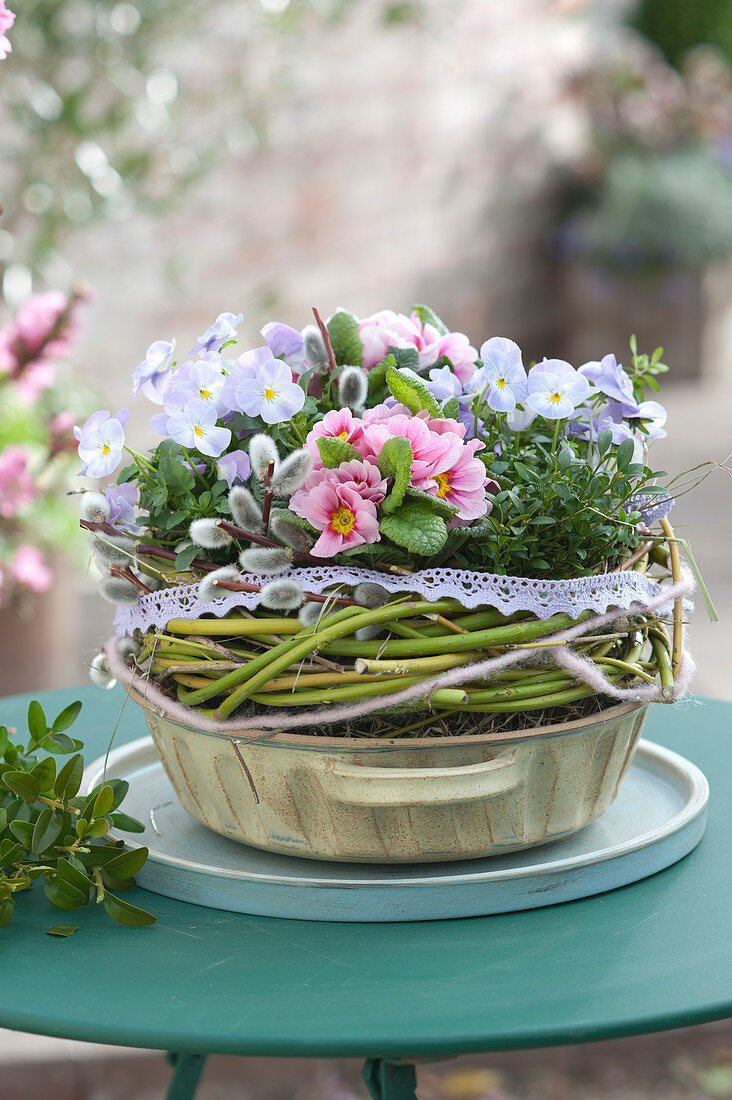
[312,306,338,375]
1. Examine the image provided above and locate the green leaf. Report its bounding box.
[616,438,634,470]
[27,700,47,746]
[0,838,22,865]
[0,726,8,757]
[9,820,34,848]
[103,891,156,926]
[442,396,460,420]
[0,898,14,928]
[376,436,413,514]
[31,808,64,855]
[404,487,458,519]
[110,812,146,834]
[380,504,448,556]
[46,925,78,937]
[85,784,115,821]
[44,875,89,911]
[596,429,613,457]
[51,701,82,734]
[366,359,389,397]
[386,368,441,417]
[2,771,41,803]
[174,543,200,571]
[387,346,420,372]
[54,754,84,802]
[412,303,449,336]
[43,734,84,755]
[103,846,149,880]
[56,857,93,896]
[327,310,362,367]
[316,436,359,469]
[30,757,56,793]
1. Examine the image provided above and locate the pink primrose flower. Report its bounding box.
[359,414,463,480]
[11,545,52,593]
[295,480,380,558]
[0,447,36,517]
[305,409,365,468]
[290,459,387,518]
[358,310,478,380]
[412,437,491,521]
[0,2,15,60]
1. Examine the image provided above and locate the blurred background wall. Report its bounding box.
[1,0,730,697]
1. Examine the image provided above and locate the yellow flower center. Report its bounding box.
[101,444,111,455]
[496,377,505,388]
[330,506,356,535]
[550,391,562,403]
[194,425,203,436]
[199,388,211,399]
[335,429,349,440]
[433,471,452,499]
[264,387,276,400]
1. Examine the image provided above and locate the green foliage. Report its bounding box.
[327,311,363,367]
[412,303,449,335]
[376,436,413,514]
[380,503,448,556]
[0,701,154,933]
[317,436,360,468]
[629,0,732,69]
[386,367,442,417]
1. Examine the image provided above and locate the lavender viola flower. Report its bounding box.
[216,449,251,487]
[173,359,227,413]
[579,353,637,412]
[131,339,176,403]
[261,322,308,377]
[526,359,590,420]
[226,346,305,425]
[506,406,537,432]
[457,398,484,439]
[631,399,668,440]
[105,482,141,533]
[166,398,232,458]
[425,364,462,402]
[477,338,527,413]
[191,312,243,355]
[74,408,129,479]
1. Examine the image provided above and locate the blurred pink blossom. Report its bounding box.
[0,2,14,60]
[0,447,36,517]
[11,545,53,593]
[358,309,478,382]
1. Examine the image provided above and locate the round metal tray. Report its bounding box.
[83,736,708,922]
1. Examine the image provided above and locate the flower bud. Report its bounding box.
[338,366,368,411]
[249,434,279,480]
[260,578,305,611]
[270,449,313,495]
[90,532,136,567]
[189,518,231,549]
[353,582,391,608]
[238,546,293,575]
[355,624,386,641]
[229,487,263,532]
[270,513,314,552]
[90,652,117,689]
[98,576,140,605]
[298,601,325,627]
[303,324,328,370]
[198,566,241,602]
[80,491,111,524]
[118,637,142,663]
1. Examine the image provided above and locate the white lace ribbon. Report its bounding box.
[113,564,682,638]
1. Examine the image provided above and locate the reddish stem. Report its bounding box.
[312,306,338,374]
[261,460,275,533]
[213,579,358,607]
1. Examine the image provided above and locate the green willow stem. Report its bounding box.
[249,675,425,707]
[216,600,458,718]
[165,617,304,636]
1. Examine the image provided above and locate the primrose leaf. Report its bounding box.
[316,436,359,469]
[404,487,458,519]
[442,396,460,420]
[174,543,200,571]
[380,503,448,556]
[376,436,413,514]
[327,310,362,367]
[386,368,441,417]
[412,303,449,335]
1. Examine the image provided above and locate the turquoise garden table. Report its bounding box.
[1,686,731,1100]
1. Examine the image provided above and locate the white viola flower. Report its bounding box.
[74,408,129,479]
[635,400,668,440]
[478,339,527,413]
[131,339,176,403]
[175,360,227,413]
[166,398,232,458]
[526,359,591,420]
[233,348,305,425]
[425,364,462,402]
[192,312,243,355]
[506,406,538,432]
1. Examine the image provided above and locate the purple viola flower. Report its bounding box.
[579,353,638,412]
[627,399,668,440]
[225,346,305,425]
[261,322,308,377]
[166,398,232,458]
[172,359,227,413]
[191,312,243,355]
[105,482,140,533]
[216,449,251,487]
[132,339,176,404]
[74,408,129,479]
[477,337,528,412]
[457,398,484,439]
[526,359,591,420]
[425,364,463,402]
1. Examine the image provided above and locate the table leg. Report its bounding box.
[165,1052,207,1100]
[362,1058,418,1100]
